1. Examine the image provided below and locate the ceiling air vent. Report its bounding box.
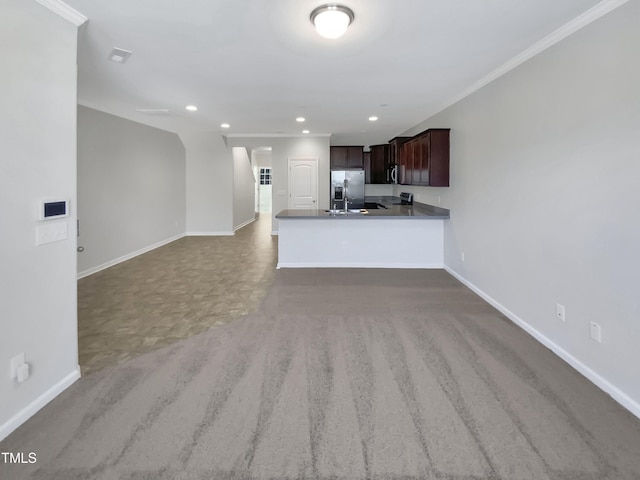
[108,48,132,64]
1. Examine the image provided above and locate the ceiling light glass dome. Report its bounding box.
[310,4,355,39]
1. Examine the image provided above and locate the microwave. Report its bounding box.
[386,164,398,184]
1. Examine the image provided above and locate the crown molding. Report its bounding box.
[225,133,332,138]
[35,0,87,27]
[433,0,629,117]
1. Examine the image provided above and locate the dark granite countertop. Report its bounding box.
[276,202,450,220]
[364,195,403,205]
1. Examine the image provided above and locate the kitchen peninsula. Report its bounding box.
[275,201,449,269]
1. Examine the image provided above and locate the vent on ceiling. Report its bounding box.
[135,108,173,116]
[108,48,132,64]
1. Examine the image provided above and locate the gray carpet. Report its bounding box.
[2,269,640,479]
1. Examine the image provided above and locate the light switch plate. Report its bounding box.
[590,322,602,343]
[36,221,68,246]
[10,353,25,379]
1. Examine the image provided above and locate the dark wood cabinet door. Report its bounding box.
[428,130,450,187]
[400,140,414,185]
[369,144,388,184]
[346,146,364,168]
[413,133,430,186]
[363,151,371,183]
[330,146,364,169]
[388,136,411,169]
[330,146,348,169]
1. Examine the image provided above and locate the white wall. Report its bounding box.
[400,2,640,414]
[0,2,80,440]
[232,147,256,230]
[365,184,394,197]
[181,132,234,235]
[77,107,186,276]
[253,150,272,168]
[227,136,331,232]
[258,185,272,213]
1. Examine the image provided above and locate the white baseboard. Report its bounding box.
[444,266,640,420]
[186,231,235,237]
[0,367,81,442]
[78,233,185,279]
[277,262,444,269]
[234,217,256,231]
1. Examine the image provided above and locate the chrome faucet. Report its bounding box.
[343,179,349,212]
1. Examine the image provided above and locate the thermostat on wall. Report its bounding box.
[39,199,69,220]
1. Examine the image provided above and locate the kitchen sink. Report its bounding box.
[324,209,368,215]
[364,202,388,210]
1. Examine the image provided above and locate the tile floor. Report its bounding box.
[77,214,277,374]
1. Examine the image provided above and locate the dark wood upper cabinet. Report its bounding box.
[330,146,364,169]
[428,129,450,187]
[368,144,389,184]
[388,136,411,168]
[363,151,371,183]
[400,139,415,185]
[332,130,449,185]
[397,129,450,186]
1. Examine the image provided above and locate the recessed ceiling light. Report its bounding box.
[185,105,198,112]
[221,123,230,128]
[369,116,378,121]
[310,4,355,39]
[296,117,306,122]
[302,130,310,134]
[108,47,132,64]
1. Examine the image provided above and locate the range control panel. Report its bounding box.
[399,192,414,205]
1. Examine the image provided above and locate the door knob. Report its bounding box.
[77,246,85,252]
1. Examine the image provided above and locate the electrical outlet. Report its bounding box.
[556,304,566,322]
[590,322,602,343]
[461,251,465,262]
[10,353,26,379]
[438,195,441,205]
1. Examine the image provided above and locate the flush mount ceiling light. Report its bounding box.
[369,116,378,121]
[310,4,354,39]
[296,117,306,122]
[221,123,230,129]
[302,130,310,134]
[185,105,198,112]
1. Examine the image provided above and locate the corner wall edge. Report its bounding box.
[35,0,88,26]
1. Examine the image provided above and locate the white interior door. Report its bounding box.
[288,158,318,209]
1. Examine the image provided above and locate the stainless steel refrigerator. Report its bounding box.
[330,169,365,209]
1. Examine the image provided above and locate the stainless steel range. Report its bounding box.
[399,192,414,205]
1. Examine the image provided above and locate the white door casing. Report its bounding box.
[288,158,318,209]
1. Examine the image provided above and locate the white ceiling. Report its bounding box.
[64,0,605,147]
